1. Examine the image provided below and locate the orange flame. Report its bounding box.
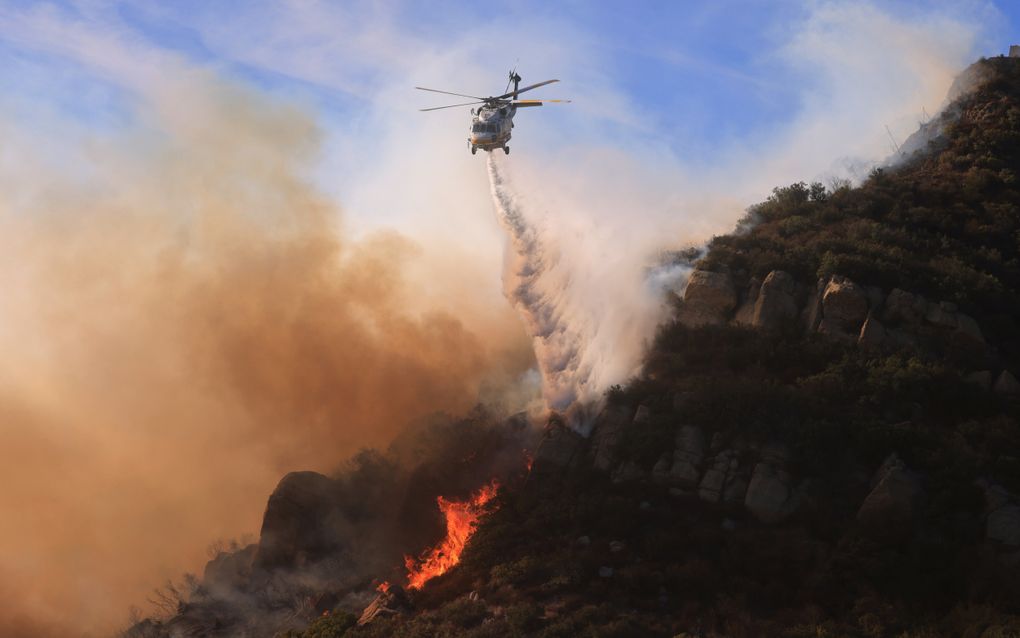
[404,481,499,589]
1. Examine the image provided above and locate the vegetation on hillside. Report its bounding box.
[125,54,1014,638]
[307,55,1020,638]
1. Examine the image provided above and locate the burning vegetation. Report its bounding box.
[404,481,500,589]
[123,410,537,637]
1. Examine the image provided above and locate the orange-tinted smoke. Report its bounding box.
[0,72,533,635]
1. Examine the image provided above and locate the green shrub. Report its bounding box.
[490,556,544,587]
[433,597,488,628]
[298,611,357,638]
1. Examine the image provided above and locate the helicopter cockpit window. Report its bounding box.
[472,123,484,132]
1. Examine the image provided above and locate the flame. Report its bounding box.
[524,450,534,472]
[404,481,499,589]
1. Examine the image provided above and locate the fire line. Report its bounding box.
[404,481,500,589]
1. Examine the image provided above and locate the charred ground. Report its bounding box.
[131,55,1020,637]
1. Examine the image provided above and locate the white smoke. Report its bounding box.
[487,154,686,423]
[488,155,584,411]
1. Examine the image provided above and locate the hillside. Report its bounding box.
[129,55,1020,638]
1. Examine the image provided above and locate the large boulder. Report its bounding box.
[744,462,793,523]
[651,453,672,484]
[752,270,800,330]
[759,442,791,466]
[857,315,887,348]
[987,505,1020,546]
[669,425,706,487]
[698,450,738,503]
[924,300,959,329]
[955,312,984,343]
[743,444,795,523]
[978,478,1013,513]
[590,405,633,472]
[612,460,647,484]
[677,270,737,327]
[821,275,869,332]
[994,370,1020,395]
[723,475,749,506]
[530,421,585,478]
[921,301,984,343]
[254,471,340,570]
[883,288,927,325]
[965,370,993,391]
[856,454,924,542]
[203,544,257,596]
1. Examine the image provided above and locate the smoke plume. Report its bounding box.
[488,155,684,422]
[488,155,589,411]
[0,71,533,636]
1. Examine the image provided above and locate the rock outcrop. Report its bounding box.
[676,268,989,361]
[204,544,257,596]
[255,472,340,570]
[821,275,869,333]
[751,270,799,330]
[669,425,706,487]
[924,301,959,329]
[882,289,983,344]
[955,312,984,343]
[612,460,647,484]
[677,270,737,327]
[743,443,796,523]
[590,405,634,472]
[883,288,927,325]
[856,454,924,542]
[744,464,793,523]
[994,370,1020,395]
[987,505,1020,546]
[857,315,887,347]
[530,421,584,478]
[965,370,993,390]
[980,480,1020,546]
[698,449,740,503]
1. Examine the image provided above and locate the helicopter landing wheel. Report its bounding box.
[503,146,510,155]
[471,146,477,155]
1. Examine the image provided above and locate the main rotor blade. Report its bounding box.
[415,86,486,100]
[419,100,485,112]
[494,79,558,100]
[512,99,571,106]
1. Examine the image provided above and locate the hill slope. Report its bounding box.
[130,54,1020,638]
[346,54,1020,638]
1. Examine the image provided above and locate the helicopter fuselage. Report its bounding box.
[417,71,564,155]
[469,105,516,154]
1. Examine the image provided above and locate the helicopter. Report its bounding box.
[416,71,570,155]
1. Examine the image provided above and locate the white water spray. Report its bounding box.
[487,154,591,414]
[487,155,687,424]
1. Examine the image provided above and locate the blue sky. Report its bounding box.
[3,1,1015,153]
